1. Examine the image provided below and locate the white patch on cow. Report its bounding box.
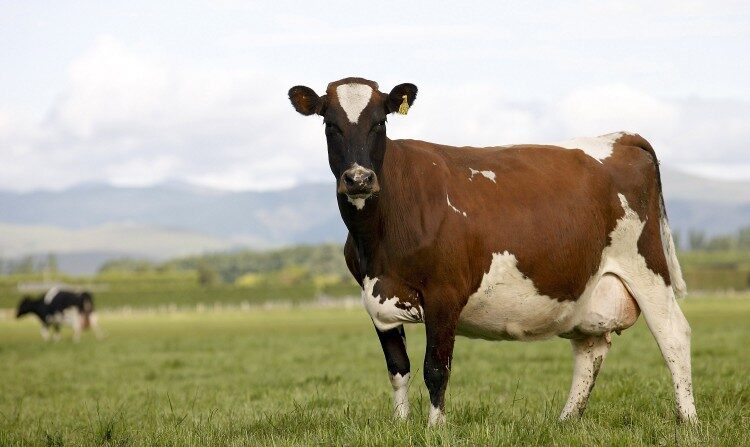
[458,193,677,342]
[362,276,423,331]
[60,307,80,327]
[468,168,496,182]
[44,287,60,303]
[551,132,627,163]
[446,195,467,217]
[428,405,445,426]
[458,251,577,340]
[336,83,373,124]
[347,196,366,210]
[390,372,410,419]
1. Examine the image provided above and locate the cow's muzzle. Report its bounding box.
[339,166,380,198]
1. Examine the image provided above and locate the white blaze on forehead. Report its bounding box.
[552,132,628,163]
[336,83,373,124]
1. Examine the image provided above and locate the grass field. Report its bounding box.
[1,296,749,446]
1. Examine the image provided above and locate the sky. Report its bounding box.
[1,0,749,192]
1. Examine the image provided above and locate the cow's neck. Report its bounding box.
[338,139,422,276]
[31,304,47,323]
[339,190,383,274]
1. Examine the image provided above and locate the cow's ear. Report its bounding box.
[288,86,325,116]
[387,83,418,115]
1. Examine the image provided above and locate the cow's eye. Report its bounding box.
[325,122,341,134]
[372,120,386,132]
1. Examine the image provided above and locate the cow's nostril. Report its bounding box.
[344,173,356,186]
[362,172,373,184]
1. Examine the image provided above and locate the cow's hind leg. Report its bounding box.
[71,310,82,342]
[88,312,104,339]
[375,325,411,419]
[51,323,62,342]
[629,283,697,422]
[560,335,611,420]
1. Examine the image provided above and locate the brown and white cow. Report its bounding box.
[288,77,696,425]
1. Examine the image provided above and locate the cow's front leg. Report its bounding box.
[424,305,459,426]
[51,324,62,342]
[375,325,411,419]
[40,324,51,342]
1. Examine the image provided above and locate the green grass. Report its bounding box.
[1,296,749,446]
[0,272,360,310]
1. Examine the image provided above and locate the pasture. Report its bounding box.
[1,295,748,446]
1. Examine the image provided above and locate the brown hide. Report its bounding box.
[343,134,671,308]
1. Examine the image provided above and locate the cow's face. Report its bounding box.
[16,296,35,318]
[289,77,417,203]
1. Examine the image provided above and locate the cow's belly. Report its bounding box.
[456,251,577,340]
[362,251,640,339]
[456,252,640,341]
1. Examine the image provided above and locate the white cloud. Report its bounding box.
[557,84,680,138]
[0,36,328,191]
[1,33,749,192]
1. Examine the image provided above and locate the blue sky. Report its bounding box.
[1,0,749,191]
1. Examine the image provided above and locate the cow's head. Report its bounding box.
[16,295,37,318]
[288,77,417,204]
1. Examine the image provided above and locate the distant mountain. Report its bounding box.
[660,169,750,237]
[661,169,750,204]
[0,222,233,259]
[0,182,347,245]
[0,168,748,274]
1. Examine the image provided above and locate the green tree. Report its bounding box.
[9,256,36,274]
[688,230,706,251]
[197,262,220,287]
[706,235,735,252]
[738,227,750,250]
[672,230,682,252]
[46,253,59,274]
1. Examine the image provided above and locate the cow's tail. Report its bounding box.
[660,206,687,298]
[623,133,687,298]
[80,292,94,329]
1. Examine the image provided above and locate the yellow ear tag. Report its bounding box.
[397,94,409,115]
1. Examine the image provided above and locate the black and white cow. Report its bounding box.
[16,288,102,342]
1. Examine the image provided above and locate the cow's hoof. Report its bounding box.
[427,406,445,427]
[394,405,409,421]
